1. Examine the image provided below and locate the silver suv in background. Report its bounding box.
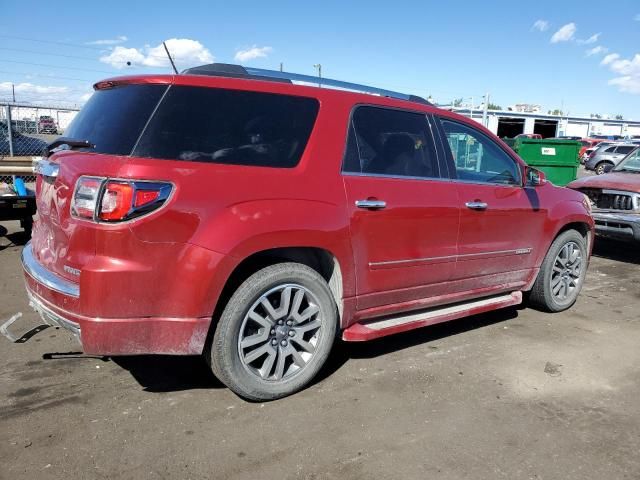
[585,144,638,175]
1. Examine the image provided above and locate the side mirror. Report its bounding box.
[526,167,547,187]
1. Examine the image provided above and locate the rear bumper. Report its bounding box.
[22,242,211,355]
[592,212,640,242]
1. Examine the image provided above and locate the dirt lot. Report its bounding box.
[1,218,639,480]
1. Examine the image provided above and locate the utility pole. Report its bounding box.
[11,83,15,103]
[313,64,322,87]
[482,92,489,127]
[279,62,283,72]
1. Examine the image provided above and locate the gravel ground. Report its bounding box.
[1,215,639,480]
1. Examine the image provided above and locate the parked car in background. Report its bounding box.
[585,143,638,175]
[569,148,640,242]
[0,121,48,156]
[37,116,58,134]
[22,64,594,400]
[578,138,604,163]
[591,135,624,140]
[515,133,542,139]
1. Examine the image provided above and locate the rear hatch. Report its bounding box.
[31,81,170,282]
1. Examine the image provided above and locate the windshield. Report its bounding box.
[64,84,168,155]
[614,148,640,172]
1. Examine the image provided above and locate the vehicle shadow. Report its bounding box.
[592,237,640,265]
[109,307,519,395]
[316,307,519,383]
[0,224,29,251]
[112,355,225,392]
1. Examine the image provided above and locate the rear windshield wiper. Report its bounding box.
[45,137,95,157]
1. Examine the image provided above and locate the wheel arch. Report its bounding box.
[204,246,347,351]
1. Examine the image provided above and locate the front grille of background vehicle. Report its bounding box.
[581,188,636,211]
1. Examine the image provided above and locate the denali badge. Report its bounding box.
[63,265,81,277]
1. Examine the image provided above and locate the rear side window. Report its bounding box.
[133,86,319,168]
[343,106,439,178]
[64,84,168,155]
[615,145,635,154]
[604,146,616,152]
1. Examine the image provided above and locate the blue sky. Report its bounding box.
[1,0,639,118]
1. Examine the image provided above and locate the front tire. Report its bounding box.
[529,230,588,312]
[208,263,337,401]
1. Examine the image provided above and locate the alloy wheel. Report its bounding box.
[238,284,323,382]
[550,241,583,302]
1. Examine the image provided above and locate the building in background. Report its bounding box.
[453,107,640,139]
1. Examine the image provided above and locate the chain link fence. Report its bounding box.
[1,102,79,160]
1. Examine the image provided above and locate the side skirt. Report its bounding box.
[342,291,522,342]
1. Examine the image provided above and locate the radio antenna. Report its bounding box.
[163,41,179,74]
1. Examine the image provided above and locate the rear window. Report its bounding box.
[64,84,168,155]
[133,86,320,168]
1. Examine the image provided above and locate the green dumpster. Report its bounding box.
[512,139,580,186]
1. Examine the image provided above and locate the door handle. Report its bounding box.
[465,201,488,210]
[356,199,387,210]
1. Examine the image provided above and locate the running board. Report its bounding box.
[342,292,522,342]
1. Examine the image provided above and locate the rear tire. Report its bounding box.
[207,262,337,401]
[595,162,612,175]
[529,229,588,312]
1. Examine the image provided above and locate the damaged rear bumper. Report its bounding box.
[22,243,211,356]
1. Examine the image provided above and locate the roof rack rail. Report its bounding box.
[181,63,432,106]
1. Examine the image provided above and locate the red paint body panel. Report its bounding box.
[23,72,594,354]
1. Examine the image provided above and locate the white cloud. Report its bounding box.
[601,53,620,65]
[234,46,273,63]
[551,23,576,43]
[86,35,128,46]
[532,20,549,32]
[0,82,70,103]
[602,53,640,94]
[586,46,608,57]
[577,33,600,45]
[99,38,214,69]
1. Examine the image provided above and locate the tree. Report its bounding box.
[590,113,602,119]
[453,97,464,107]
[548,109,563,116]
[487,102,502,110]
[615,114,624,120]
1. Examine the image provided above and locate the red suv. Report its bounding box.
[23,64,594,400]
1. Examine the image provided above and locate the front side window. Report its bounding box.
[343,106,439,179]
[615,148,640,172]
[134,86,319,168]
[440,119,521,185]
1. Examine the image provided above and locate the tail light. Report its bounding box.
[72,177,172,222]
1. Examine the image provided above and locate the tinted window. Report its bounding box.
[343,106,439,178]
[64,84,168,155]
[133,86,319,168]
[615,145,635,154]
[441,119,520,185]
[604,146,617,152]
